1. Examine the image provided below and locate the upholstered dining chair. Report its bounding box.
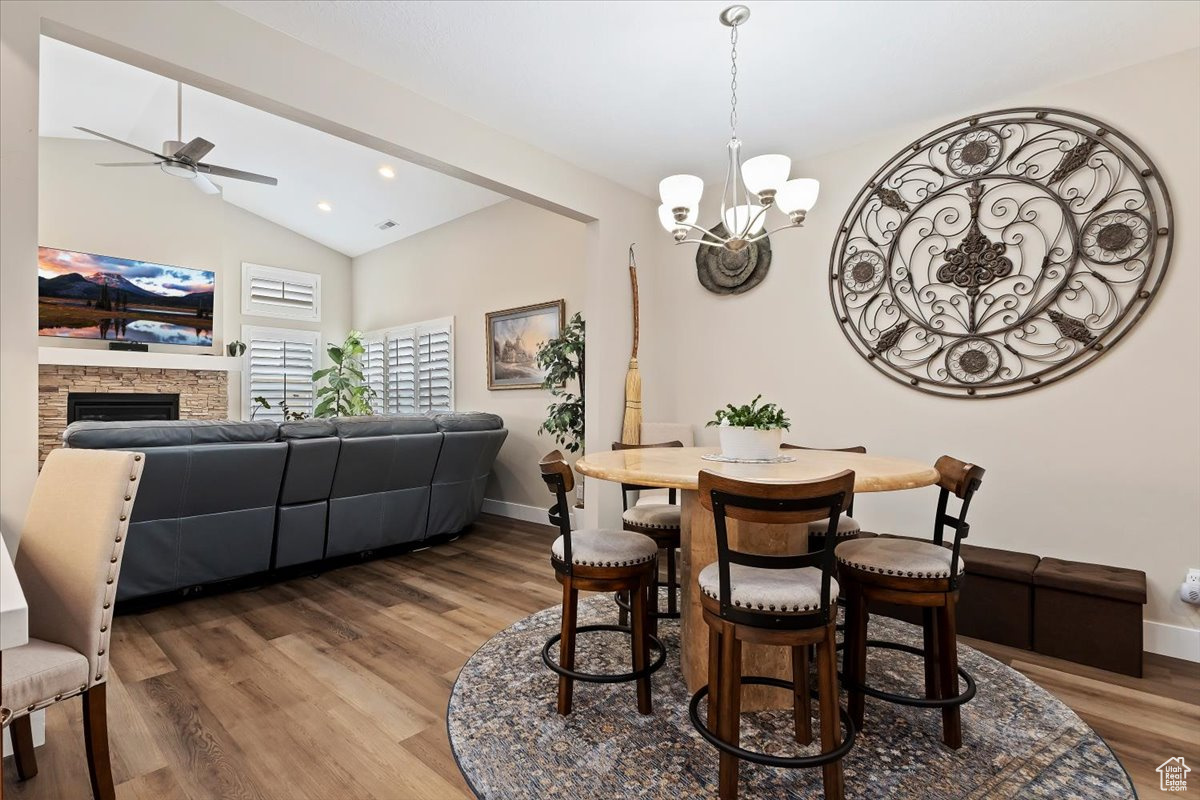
[780,443,868,547]
[837,455,985,749]
[1,448,145,800]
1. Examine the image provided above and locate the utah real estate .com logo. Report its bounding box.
[1158,757,1191,792]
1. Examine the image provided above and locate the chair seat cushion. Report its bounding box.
[635,489,677,508]
[551,529,658,568]
[808,515,861,537]
[622,504,681,530]
[836,536,965,580]
[1,638,89,715]
[698,563,838,613]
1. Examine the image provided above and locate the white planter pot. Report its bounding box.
[718,426,783,461]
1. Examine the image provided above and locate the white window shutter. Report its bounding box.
[361,317,453,415]
[242,263,322,322]
[418,326,453,412]
[243,325,320,420]
[388,333,418,414]
[361,337,387,414]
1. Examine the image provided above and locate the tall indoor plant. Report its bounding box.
[313,330,377,418]
[536,312,585,502]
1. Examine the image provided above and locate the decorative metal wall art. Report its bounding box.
[696,225,772,294]
[830,108,1173,398]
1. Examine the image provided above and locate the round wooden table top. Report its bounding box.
[575,446,940,493]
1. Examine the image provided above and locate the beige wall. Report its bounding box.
[38,136,354,415]
[353,199,585,508]
[643,48,1200,635]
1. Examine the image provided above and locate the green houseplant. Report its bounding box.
[313,330,377,418]
[535,312,585,454]
[706,394,791,460]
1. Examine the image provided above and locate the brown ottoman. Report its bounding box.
[1033,557,1147,677]
[954,543,1038,649]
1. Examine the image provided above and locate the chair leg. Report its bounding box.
[617,590,629,628]
[646,559,660,641]
[922,607,941,700]
[844,582,868,730]
[792,644,812,745]
[10,713,38,780]
[630,575,653,715]
[817,623,845,800]
[717,622,741,800]
[937,597,962,749]
[707,624,721,726]
[83,684,116,800]
[666,546,678,616]
[557,578,578,716]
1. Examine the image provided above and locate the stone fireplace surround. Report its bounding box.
[37,348,238,464]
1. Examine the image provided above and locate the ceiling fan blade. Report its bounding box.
[195,162,278,186]
[74,126,164,158]
[173,137,215,163]
[191,173,222,195]
[96,161,164,167]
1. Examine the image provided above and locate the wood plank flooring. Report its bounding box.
[3,513,1197,799]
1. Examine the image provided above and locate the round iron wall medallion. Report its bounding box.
[829,108,1173,398]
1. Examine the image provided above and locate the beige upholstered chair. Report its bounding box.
[1,449,145,800]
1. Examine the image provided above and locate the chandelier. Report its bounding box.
[657,5,818,251]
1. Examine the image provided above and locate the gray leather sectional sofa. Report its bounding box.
[60,413,507,602]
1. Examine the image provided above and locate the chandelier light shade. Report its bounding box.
[657,5,817,251]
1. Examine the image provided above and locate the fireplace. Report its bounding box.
[67,392,180,424]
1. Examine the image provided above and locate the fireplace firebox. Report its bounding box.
[66,392,180,424]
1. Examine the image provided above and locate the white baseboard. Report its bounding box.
[1145,620,1200,662]
[481,498,576,528]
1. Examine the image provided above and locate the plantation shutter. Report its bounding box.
[242,325,320,421]
[242,263,322,322]
[361,318,453,415]
[418,326,453,412]
[361,337,387,414]
[387,333,418,414]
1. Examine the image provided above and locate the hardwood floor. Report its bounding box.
[3,513,1197,799]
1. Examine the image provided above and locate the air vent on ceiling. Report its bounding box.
[377,219,398,231]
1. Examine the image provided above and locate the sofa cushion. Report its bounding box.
[331,415,438,438]
[434,412,504,432]
[1033,557,1146,604]
[278,419,337,439]
[63,419,277,449]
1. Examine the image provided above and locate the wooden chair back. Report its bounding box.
[781,442,866,516]
[539,450,576,567]
[931,455,986,588]
[611,440,684,508]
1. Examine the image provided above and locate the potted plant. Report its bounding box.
[706,394,791,460]
[536,312,585,504]
[313,330,377,418]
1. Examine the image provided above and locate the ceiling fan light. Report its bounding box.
[192,174,221,195]
[159,161,196,179]
[776,178,820,216]
[741,154,791,199]
[658,174,703,212]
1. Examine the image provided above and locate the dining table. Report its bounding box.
[574,445,940,710]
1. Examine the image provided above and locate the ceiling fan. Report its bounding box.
[77,82,278,195]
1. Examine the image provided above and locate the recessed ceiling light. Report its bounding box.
[378,165,396,179]
[317,201,332,212]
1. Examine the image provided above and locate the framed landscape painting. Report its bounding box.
[486,299,565,390]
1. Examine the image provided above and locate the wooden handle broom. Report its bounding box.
[621,244,642,444]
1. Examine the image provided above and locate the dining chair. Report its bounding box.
[1,448,145,800]
[836,455,985,749]
[538,451,665,716]
[611,440,684,631]
[689,469,857,800]
[780,443,868,547]
[636,422,693,506]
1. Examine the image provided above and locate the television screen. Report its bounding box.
[38,246,215,347]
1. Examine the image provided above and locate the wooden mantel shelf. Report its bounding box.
[38,346,241,372]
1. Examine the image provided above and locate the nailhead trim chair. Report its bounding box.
[539,451,665,716]
[688,469,857,800]
[836,455,985,750]
[781,443,868,549]
[1,449,145,800]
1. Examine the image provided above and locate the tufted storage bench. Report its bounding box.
[1033,557,1147,677]
[955,543,1039,649]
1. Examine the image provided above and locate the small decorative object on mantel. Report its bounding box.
[656,5,819,252]
[695,224,772,294]
[706,394,791,461]
[486,300,565,390]
[830,107,1173,398]
[226,339,246,357]
[621,245,642,443]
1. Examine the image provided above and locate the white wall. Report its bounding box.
[38,136,354,416]
[353,199,585,509]
[644,48,1200,635]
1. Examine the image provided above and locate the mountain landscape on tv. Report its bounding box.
[38,247,215,346]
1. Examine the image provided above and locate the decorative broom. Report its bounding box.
[621,244,642,444]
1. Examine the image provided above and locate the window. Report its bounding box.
[362,317,454,414]
[242,263,322,322]
[242,325,321,420]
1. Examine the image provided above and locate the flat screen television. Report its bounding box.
[38,246,215,347]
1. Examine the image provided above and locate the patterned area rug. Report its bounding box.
[447,593,1133,799]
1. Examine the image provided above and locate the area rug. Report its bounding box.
[447,593,1134,799]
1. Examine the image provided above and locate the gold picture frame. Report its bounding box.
[486,299,566,390]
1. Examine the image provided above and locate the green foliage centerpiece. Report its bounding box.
[706,394,791,460]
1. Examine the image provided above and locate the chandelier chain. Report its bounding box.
[729,23,738,137]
